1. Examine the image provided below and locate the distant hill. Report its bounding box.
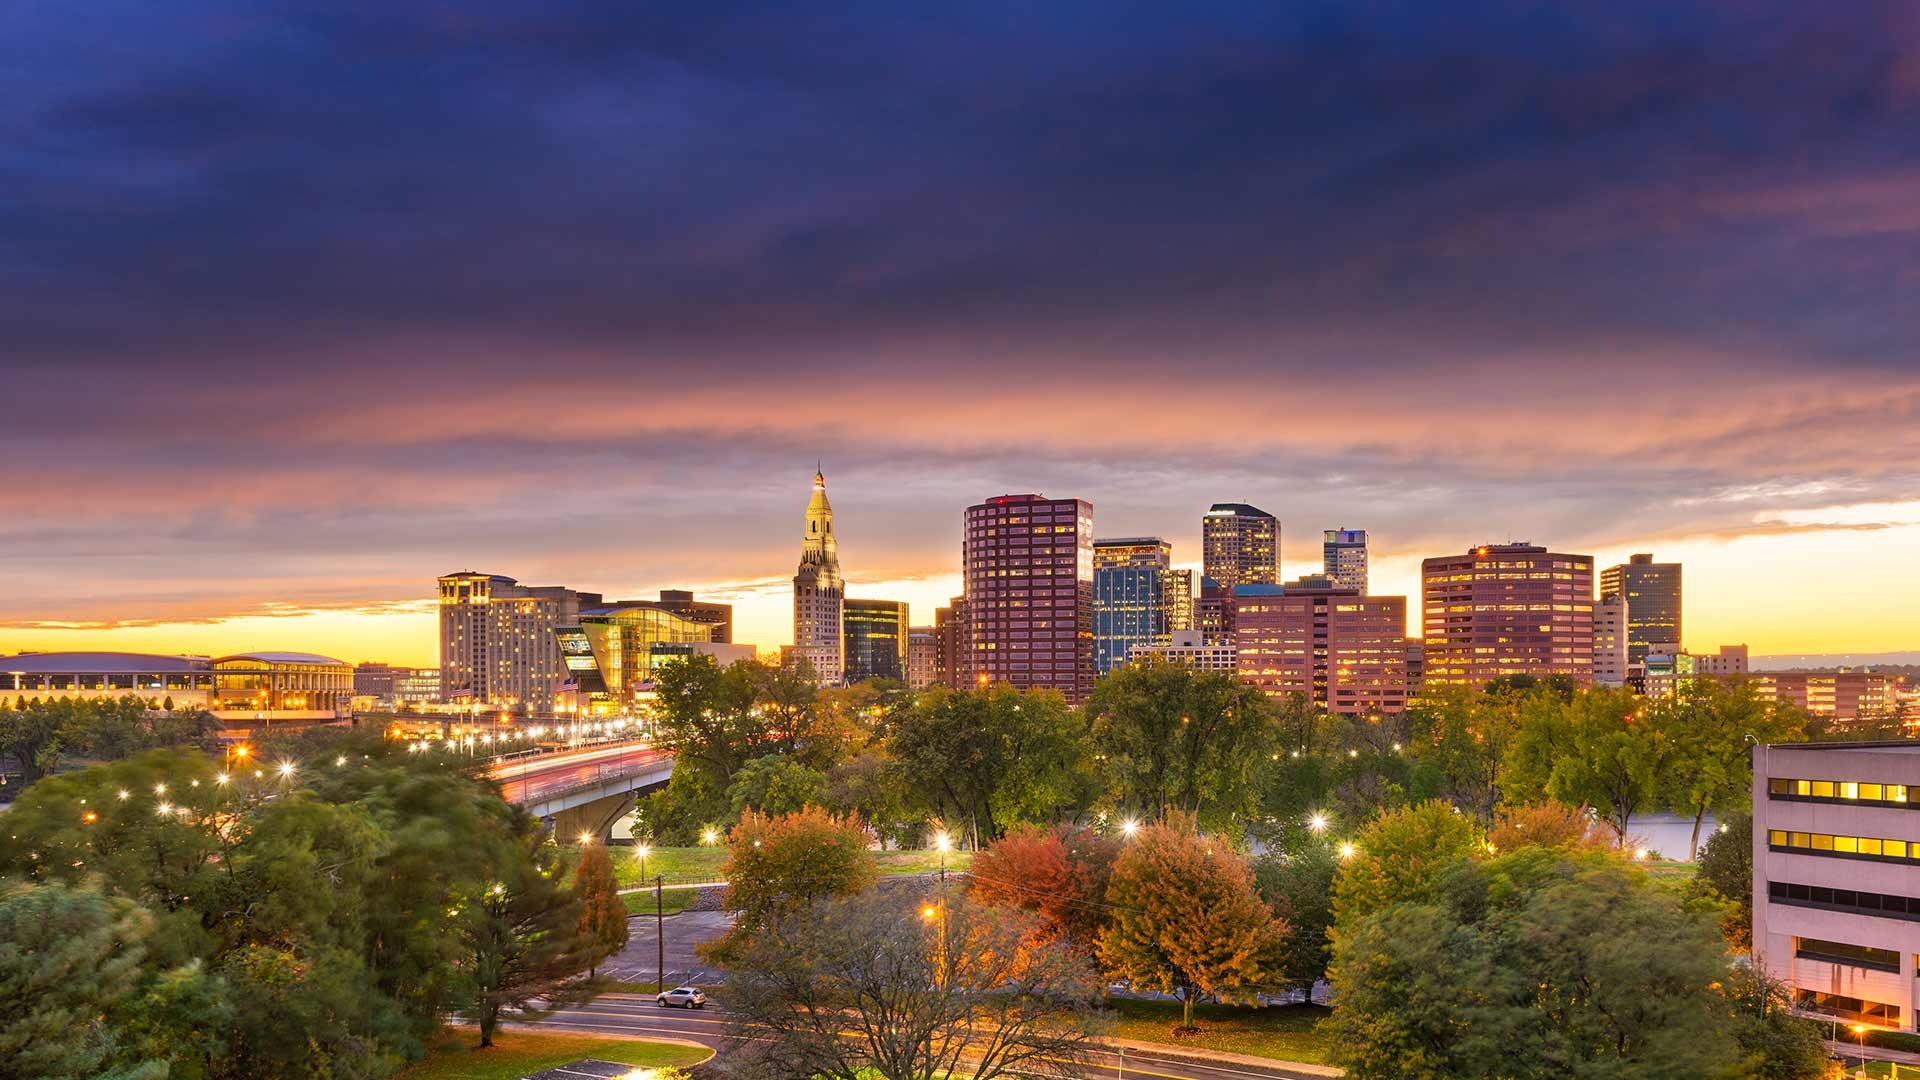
[1753,652,1920,672]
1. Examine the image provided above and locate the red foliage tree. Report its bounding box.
[967,823,1117,952]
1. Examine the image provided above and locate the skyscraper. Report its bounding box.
[1164,568,1195,634]
[906,627,937,689]
[963,493,1094,702]
[1202,503,1279,587]
[1593,592,1629,688]
[1323,529,1369,592]
[439,571,602,715]
[1421,543,1595,687]
[932,596,967,688]
[792,469,845,684]
[1600,553,1682,669]
[1092,536,1173,674]
[842,598,909,683]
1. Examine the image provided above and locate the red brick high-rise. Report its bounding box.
[1421,543,1595,687]
[1233,578,1409,714]
[962,494,1094,702]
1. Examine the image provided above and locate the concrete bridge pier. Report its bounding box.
[548,791,637,844]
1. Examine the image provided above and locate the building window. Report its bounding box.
[1769,829,1913,863]
[1769,777,1911,806]
[1794,937,1902,974]
[1793,990,1900,1026]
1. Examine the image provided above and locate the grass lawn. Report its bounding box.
[614,846,974,887]
[397,1030,708,1079]
[621,887,704,916]
[1107,998,1334,1065]
[1639,859,1696,884]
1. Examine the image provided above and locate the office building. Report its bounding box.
[1753,741,1920,1031]
[792,469,845,684]
[963,493,1094,702]
[1202,503,1279,588]
[1164,568,1195,634]
[655,589,733,642]
[933,596,967,689]
[439,572,602,715]
[1697,644,1751,677]
[1233,578,1410,714]
[1421,543,1595,687]
[1130,629,1237,673]
[1601,553,1682,669]
[906,627,937,690]
[1197,578,1234,646]
[1756,672,1894,724]
[1323,529,1369,592]
[561,596,753,713]
[1593,594,1630,688]
[1405,638,1426,698]
[843,598,910,684]
[354,662,441,706]
[1093,537,1173,674]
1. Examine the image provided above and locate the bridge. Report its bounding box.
[488,741,675,841]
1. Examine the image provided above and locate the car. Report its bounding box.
[656,986,707,1009]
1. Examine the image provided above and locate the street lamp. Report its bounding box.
[1120,819,1138,837]
[1851,1024,1868,1075]
[635,843,651,886]
[1308,812,1330,835]
[934,831,950,881]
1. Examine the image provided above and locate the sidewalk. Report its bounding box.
[617,880,723,895]
[1828,1039,1920,1073]
[1106,1037,1344,1077]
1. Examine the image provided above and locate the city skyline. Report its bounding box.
[6,4,1920,665]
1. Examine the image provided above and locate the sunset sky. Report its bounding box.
[5,2,1920,668]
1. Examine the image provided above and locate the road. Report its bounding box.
[520,995,1332,1080]
[489,743,670,805]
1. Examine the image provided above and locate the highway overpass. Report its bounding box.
[489,742,674,840]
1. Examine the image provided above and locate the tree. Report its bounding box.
[455,820,600,1047]
[717,889,1107,1080]
[0,698,67,783]
[1326,849,1747,1080]
[704,807,876,964]
[726,753,828,817]
[1506,687,1666,847]
[891,686,1089,848]
[1692,811,1753,950]
[1405,684,1532,822]
[652,655,769,787]
[1332,799,1481,929]
[1486,800,1607,854]
[823,748,915,848]
[573,840,629,978]
[1655,679,1804,858]
[1085,659,1274,830]
[1722,965,1834,1080]
[1097,816,1288,1031]
[0,880,166,1080]
[1253,839,1338,991]
[968,823,1117,952]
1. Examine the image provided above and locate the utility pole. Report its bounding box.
[655,873,666,994]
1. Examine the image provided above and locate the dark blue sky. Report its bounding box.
[3,1,1918,659]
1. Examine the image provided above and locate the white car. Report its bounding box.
[656,986,707,1009]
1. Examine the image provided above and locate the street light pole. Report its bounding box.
[655,873,666,994]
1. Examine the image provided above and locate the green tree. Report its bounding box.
[704,807,876,964]
[1406,684,1533,822]
[727,753,829,817]
[1655,679,1804,858]
[1332,799,1481,929]
[1692,811,1753,950]
[822,747,916,848]
[1722,965,1834,1079]
[891,686,1089,847]
[455,821,600,1048]
[0,698,67,783]
[0,880,166,1080]
[652,655,769,787]
[1506,687,1666,847]
[573,840,629,978]
[1253,838,1338,991]
[1085,659,1274,830]
[1326,849,1746,1080]
[1097,816,1288,1031]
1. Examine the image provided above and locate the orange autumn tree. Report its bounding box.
[968,823,1117,953]
[573,839,628,978]
[1097,815,1288,1031]
[702,806,876,964]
